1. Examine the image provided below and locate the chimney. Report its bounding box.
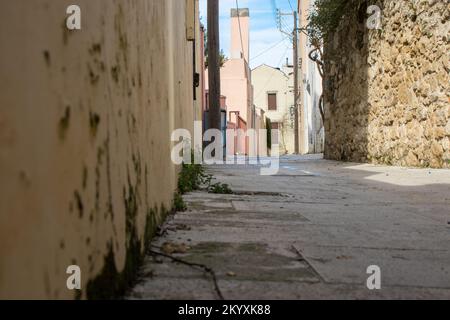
[230,8,250,63]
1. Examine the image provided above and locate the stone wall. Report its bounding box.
[324,0,449,168]
[0,0,199,299]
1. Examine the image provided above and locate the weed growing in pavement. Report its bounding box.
[174,151,234,211]
[209,182,233,195]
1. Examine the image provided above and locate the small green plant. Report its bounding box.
[208,183,233,195]
[177,162,205,194]
[175,151,208,212]
[177,150,206,193]
[175,150,233,211]
[204,30,228,68]
[173,192,187,212]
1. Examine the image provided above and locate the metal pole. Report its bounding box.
[293,11,300,154]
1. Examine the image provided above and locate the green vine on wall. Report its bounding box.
[307,0,365,43]
[303,0,368,125]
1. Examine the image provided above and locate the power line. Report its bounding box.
[281,14,293,30]
[287,0,294,11]
[272,0,286,41]
[254,46,290,101]
[251,37,288,62]
[280,18,293,38]
[270,0,278,25]
[277,11,293,37]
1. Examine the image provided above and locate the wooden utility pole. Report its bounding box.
[207,0,221,131]
[293,11,300,154]
[277,9,300,154]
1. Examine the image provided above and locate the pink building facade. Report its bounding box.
[205,8,257,155]
[222,8,253,129]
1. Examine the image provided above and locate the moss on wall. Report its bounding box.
[86,203,169,300]
[0,0,198,299]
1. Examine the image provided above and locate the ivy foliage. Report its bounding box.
[307,0,364,43]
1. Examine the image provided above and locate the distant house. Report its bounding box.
[205,8,256,155]
[252,63,296,154]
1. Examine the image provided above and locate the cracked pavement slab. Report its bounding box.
[127,155,450,300]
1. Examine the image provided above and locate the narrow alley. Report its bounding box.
[1,0,449,303]
[128,156,450,300]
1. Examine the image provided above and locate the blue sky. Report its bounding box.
[199,0,296,69]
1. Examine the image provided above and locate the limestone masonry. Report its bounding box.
[324,0,449,168]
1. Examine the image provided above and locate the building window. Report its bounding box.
[268,93,277,111]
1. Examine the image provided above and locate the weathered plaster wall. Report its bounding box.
[324,0,449,168]
[0,0,198,299]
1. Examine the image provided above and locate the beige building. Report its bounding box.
[252,63,296,154]
[0,0,202,299]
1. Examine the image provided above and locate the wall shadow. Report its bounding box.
[323,1,370,163]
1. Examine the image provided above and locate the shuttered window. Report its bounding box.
[268,93,277,111]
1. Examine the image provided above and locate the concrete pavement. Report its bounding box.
[127,155,450,300]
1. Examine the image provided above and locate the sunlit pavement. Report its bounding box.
[128,155,450,300]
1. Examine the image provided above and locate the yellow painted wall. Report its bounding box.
[0,0,199,299]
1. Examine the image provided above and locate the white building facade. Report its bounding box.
[298,0,325,154]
